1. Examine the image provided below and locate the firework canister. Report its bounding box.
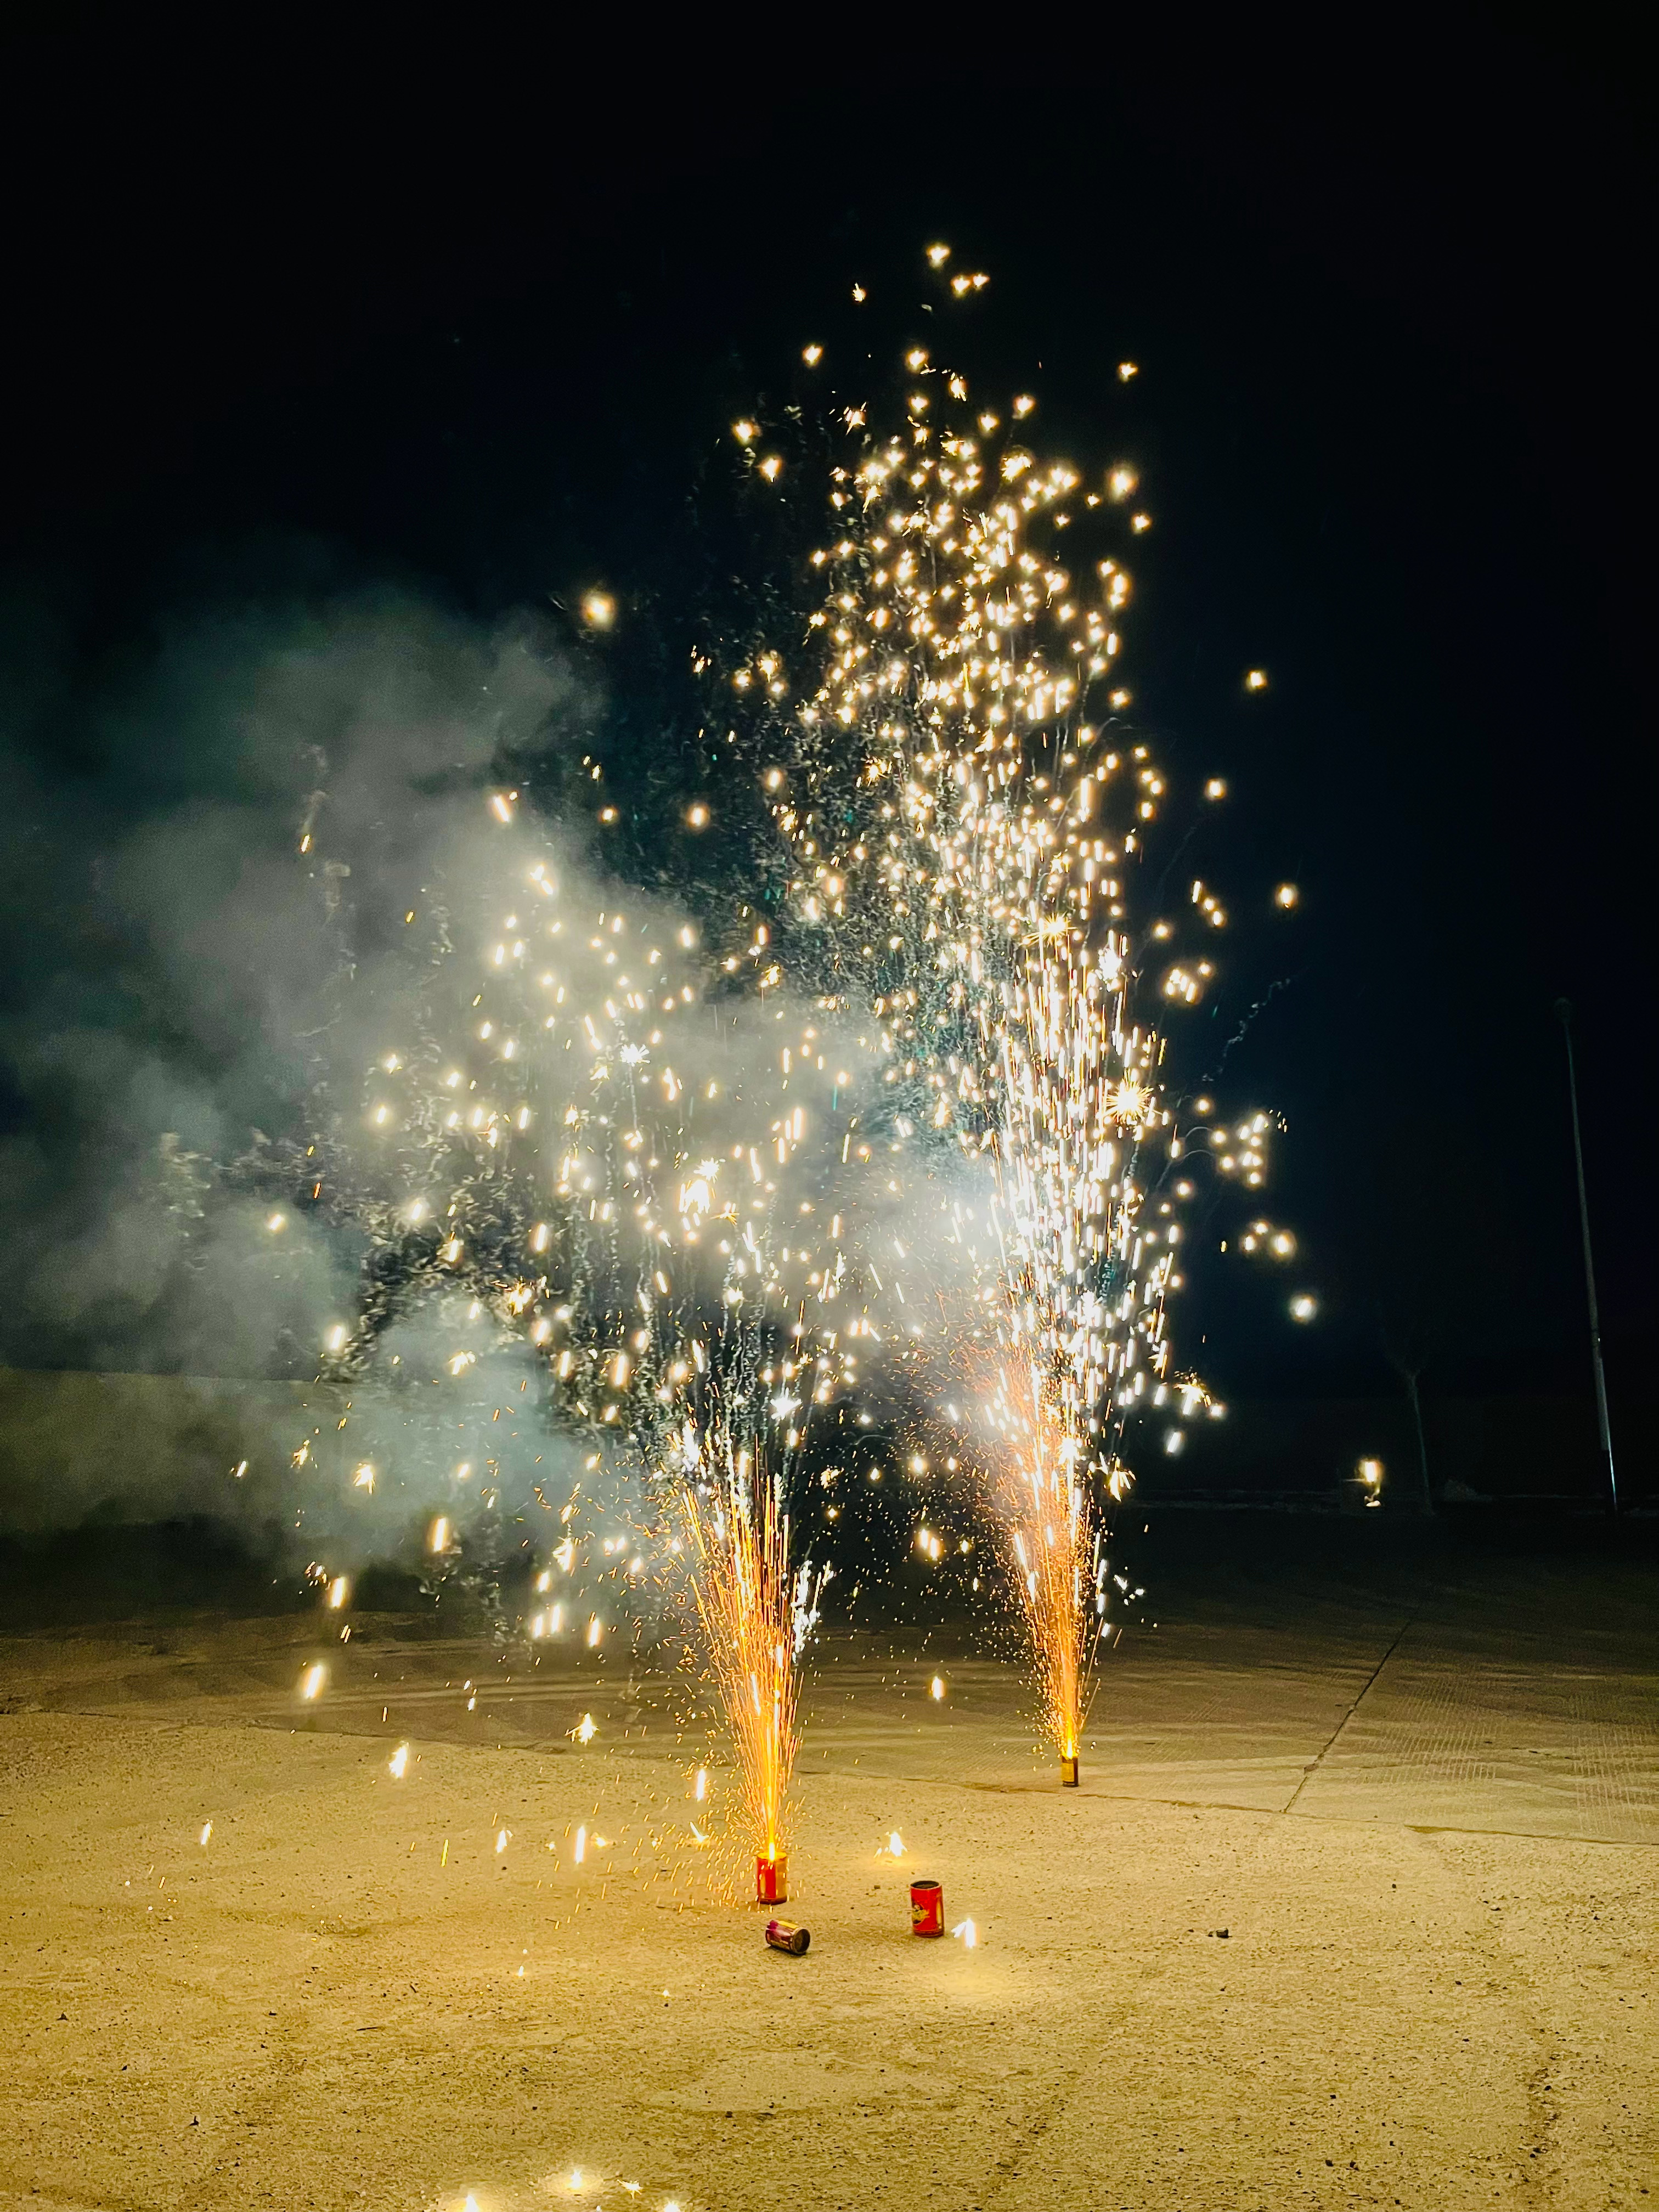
[1060,1754,1080,1787]
[755,1853,788,1904]
[765,1917,810,1955]
[910,1877,944,1937]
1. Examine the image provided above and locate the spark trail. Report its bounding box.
[717,244,1301,1770]
[257,242,1300,1818]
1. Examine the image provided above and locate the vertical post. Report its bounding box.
[1403,1366,1434,1515]
[1554,1001,1618,1514]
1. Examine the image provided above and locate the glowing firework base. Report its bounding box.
[756,1852,788,1904]
[1060,1753,1080,1787]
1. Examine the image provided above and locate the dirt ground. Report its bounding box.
[2,1534,1655,2211]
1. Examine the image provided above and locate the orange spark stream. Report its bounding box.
[675,1428,800,1866]
[979,1352,1102,1767]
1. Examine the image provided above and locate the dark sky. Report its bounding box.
[1,19,1651,1413]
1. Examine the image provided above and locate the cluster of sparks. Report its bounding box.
[273,244,1302,1854]
[721,249,1299,1765]
[669,1344,829,1867]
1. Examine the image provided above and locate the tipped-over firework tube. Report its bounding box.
[765,1917,810,1955]
[910,1877,944,1936]
[755,1852,788,1904]
[1060,1754,1080,1787]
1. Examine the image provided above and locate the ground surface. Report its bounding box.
[2,1525,1655,2211]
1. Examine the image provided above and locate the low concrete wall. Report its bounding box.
[0,1370,1646,1534]
[1131,1391,1643,1509]
[0,1368,326,1533]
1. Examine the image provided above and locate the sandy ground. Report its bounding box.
[2,1539,1655,2211]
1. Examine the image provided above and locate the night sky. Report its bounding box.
[1,22,1650,1432]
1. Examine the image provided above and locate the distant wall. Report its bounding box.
[0,1368,323,1533]
[1135,1391,1645,1508]
[0,1370,1647,1534]
[1422,1393,1639,1504]
[0,1364,590,1555]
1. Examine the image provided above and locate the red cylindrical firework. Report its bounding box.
[765,1917,810,1955]
[910,1877,944,1936]
[755,1853,788,1904]
[1060,1754,1080,1787]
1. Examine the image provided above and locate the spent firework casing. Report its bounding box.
[765,1917,810,1955]
[910,1877,944,1936]
[755,1853,788,1904]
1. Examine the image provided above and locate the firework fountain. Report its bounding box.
[661,1305,830,1897]
[261,241,1297,1847]
[268,771,851,1880]
[715,246,1298,1778]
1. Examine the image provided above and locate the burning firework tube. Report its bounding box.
[765,1917,810,1955]
[755,1853,788,1904]
[1060,1754,1080,1787]
[910,1877,944,1936]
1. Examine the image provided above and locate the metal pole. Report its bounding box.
[1554,1000,1618,1514]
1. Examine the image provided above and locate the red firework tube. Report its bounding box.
[910,1877,944,1936]
[1060,1754,1080,1787]
[765,1917,810,1955]
[755,1852,788,1904]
